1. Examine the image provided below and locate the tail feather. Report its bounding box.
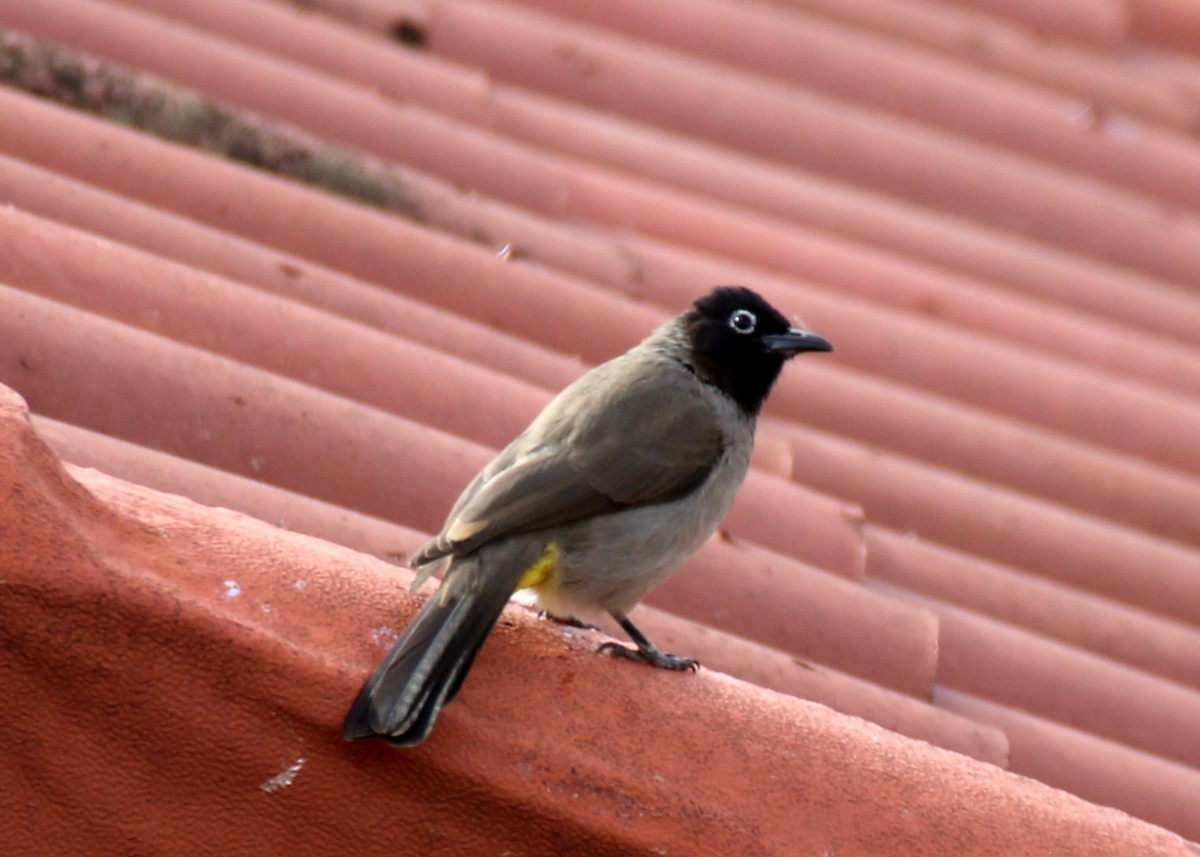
[342,576,515,746]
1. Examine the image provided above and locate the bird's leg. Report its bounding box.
[599,612,699,671]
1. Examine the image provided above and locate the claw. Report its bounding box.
[598,640,698,671]
[600,612,700,672]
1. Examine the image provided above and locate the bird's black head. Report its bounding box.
[682,286,832,414]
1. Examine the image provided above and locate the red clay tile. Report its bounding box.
[0,205,557,450]
[865,525,1200,689]
[423,132,1200,404]
[0,285,864,579]
[78,0,1200,408]
[512,0,1200,215]
[939,688,1200,843]
[33,415,927,713]
[620,606,1007,766]
[0,108,872,580]
[0,21,640,294]
[619,194,1200,397]
[488,86,1200,347]
[647,535,933,696]
[766,371,1200,549]
[412,0,1200,284]
[111,0,1200,349]
[5,0,1200,846]
[934,0,1128,48]
[1139,44,1200,96]
[748,429,795,479]
[115,0,1168,212]
[1126,0,1200,50]
[721,471,864,579]
[896,591,1200,770]
[3,120,926,718]
[6,91,1196,550]
[0,153,588,393]
[772,0,1200,131]
[32,416,427,561]
[16,0,1200,293]
[4,64,1199,480]
[778,423,1200,626]
[0,285,490,534]
[630,238,1200,476]
[2,384,1195,856]
[0,95,654,368]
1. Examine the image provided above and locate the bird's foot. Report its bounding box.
[598,612,700,670]
[598,640,699,671]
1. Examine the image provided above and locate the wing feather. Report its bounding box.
[413,364,725,564]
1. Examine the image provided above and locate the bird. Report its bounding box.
[343,286,832,746]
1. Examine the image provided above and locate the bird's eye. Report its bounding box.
[729,309,757,334]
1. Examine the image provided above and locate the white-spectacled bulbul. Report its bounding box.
[343,286,832,745]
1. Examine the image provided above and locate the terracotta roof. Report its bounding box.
[1,0,1198,852]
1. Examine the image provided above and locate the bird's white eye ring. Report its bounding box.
[729,309,757,334]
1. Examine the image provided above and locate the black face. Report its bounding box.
[682,286,830,414]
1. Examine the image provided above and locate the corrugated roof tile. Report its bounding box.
[784,422,1200,623]
[0,152,588,393]
[913,594,1200,771]
[865,525,1200,689]
[2,386,1195,854]
[408,1,1200,281]
[1,0,1199,849]
[938,688,1200,842]
[931,0,1129,48]
[507,0,1200,211]
[755,0,1197,129]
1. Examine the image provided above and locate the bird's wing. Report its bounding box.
[414,367,726,564]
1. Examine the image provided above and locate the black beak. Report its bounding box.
[763,328,833,356]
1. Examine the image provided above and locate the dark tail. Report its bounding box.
[342,577,514,746]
